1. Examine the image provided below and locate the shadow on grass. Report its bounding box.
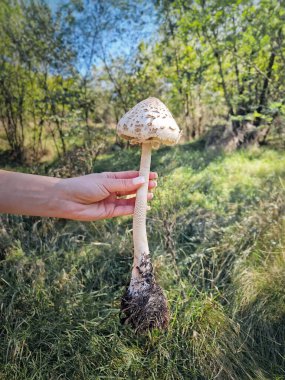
[42,134,280,179]
[93,140,225,175]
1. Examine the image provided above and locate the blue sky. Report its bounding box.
[45,0,158,75]
[46,0,60,12]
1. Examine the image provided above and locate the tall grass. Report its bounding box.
[0,143,284,379]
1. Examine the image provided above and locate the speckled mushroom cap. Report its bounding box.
[117,97,181,147]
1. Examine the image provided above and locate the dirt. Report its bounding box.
[120,281,169,333]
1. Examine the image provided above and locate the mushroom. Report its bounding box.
[117,97,181,333]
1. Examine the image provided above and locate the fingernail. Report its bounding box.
[133,176,145,185]
[147,205,151,211]
[150,180,157,188]
[148,192,154,199]
[153,172,158,179]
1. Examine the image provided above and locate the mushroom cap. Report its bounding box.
[117,97,181,147]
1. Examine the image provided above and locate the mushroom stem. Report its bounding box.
[120,141,169,332]
[132,142,152,278]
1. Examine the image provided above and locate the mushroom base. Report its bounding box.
[120,282,169,333]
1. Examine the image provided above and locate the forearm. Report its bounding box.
[0,170,65,218]
[0,169,155,221]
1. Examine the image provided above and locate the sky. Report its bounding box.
[45,0,158,74]
[46,0,60,12]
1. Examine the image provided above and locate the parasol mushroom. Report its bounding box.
[117,97,181,332]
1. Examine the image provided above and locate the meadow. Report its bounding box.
[1,141,284,379]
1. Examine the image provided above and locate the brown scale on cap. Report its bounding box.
[117,97,181,147]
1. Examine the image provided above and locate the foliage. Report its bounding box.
[0,0,162,162]
[0,0,78,160]
[1,0,285,162]
[151,0,285,141]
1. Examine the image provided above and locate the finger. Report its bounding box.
[69,194,153,221]
[111,197,153,218]
[111,204,135,218]
[149,172,158,180]
[102,171,158,180]
[103,176,146,193]
[115,197,136,206]
[81,200,136,220]
[116,180,157,196]
[68,200,135,221]
[115,193,154,203]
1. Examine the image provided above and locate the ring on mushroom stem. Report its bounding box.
[117,97,181,333]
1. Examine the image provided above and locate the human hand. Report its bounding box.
[56,171,158,221]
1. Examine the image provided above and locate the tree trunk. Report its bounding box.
[254,51,276,126]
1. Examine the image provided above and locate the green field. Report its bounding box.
[1,143,284,379]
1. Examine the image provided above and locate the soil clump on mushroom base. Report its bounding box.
[120,251,169,333]
[121,281,169,333]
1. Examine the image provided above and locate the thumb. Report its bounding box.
[104,176,146,193]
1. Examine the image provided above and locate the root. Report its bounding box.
[120,282,169,333]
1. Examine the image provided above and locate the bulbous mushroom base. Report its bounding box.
[120,282,169,333]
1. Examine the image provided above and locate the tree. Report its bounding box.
[0,0,77,161]
[154,0,285,145]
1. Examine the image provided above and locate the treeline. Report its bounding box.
[0,0,284,163]
[0,0,78,160]
[153,0,285,144]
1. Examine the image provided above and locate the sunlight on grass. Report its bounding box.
[1,144,285,379]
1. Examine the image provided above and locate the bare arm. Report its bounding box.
[0,170,157,221]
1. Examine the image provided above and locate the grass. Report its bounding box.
[0,142,285,379]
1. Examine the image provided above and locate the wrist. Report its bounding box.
[51,178,78,219]
[46,178,66,218]
[21,175,65,218]
[53,178,85,220]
